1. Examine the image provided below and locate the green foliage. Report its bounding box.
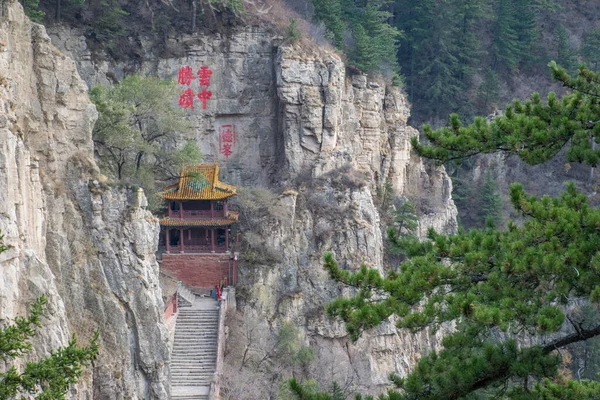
[0,296,98,400]
[91,0,129,42]
[387,199,419,258]
[476,68,500,115]
[20,0,45,22]
[412,64,600,168]
[491,0,538,72]
[287,17,301,43]
[554,24,577,74]
[311,0,401,79]
[0,230,7,254]
[289,378,374,400]
[324,180,600,397]
[480,170,503,228]
[90,74,201,208]
[581,28,600,70]
[396,0,488,119]
[315,62,600,399]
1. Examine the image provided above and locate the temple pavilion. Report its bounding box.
[158,163,239,254]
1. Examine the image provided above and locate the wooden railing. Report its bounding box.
[181,210,225,218]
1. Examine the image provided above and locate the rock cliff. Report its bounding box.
[0,1,170,398]
[45,17,458,397]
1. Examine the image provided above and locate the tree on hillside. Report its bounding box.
[20,0,45,21]
[395,0,489,120]
[90,75,202,207]
[555,24,577,74]
[311,0,402,80]
[581,28,600,71]
[292,64,600,399]
[479,170,503,228]
[0,232,99,400]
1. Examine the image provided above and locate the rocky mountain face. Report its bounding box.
[0,6,460,398]
[0,1,170,398]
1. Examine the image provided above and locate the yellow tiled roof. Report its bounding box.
[159,216,239,227]
[158,163,237,200]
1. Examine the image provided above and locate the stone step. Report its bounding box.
[172,354,216,358]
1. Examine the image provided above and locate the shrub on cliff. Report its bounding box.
[90,74,202,209]
[292,64,600,398]
[0,233,99,400]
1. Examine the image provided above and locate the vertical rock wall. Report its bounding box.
[46,21,458,395]
[0,1,170,398]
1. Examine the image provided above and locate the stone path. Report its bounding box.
[171,293,219,400]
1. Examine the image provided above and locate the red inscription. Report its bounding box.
[178,88,195,110]
[178,66,195,86]
[197,66,213,87]
[219,124,236,158]
[197,88,212,110]
[177,65,214,110]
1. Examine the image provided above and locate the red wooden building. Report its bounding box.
[158,163,239,288]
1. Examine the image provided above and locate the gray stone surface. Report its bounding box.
[0,1,169,398]
[44,15,459,398]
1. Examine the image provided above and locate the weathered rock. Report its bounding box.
[46,21,458,396]
[0,1,169,398]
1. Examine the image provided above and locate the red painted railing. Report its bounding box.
[181,210,225,218]
[164,291,178,320]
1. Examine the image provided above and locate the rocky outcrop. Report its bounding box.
[46,21,458,396]
[0,1,169,398]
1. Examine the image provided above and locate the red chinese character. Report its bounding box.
[178,66,195,86]
[178,88,195,109]
[221,126,234,143]
[197,66,213,87]
[221,143,233,158]
[197,88,212,110]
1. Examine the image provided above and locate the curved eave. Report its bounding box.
[158,191,236,201]
[159,217,239,227]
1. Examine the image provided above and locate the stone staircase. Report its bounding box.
[171,294,219,400]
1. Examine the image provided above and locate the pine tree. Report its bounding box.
[581,28,600,70]
[555,24,577,74]
[20,0,45,22]
[317,64,600,399]
[479,170,502,227]
[0,233,99,400]
[311,0,345,48]
[476,68,500,114]
[412,63,600,168]
[490,0,520,71]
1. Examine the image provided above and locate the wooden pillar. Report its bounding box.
[168,202,172,217]
[166,229,171,253]
[211,228,215,252]
[224,199,228,215]
[225,227,229,250]
[180,228,185,253]
[210,200,214,218]
[179,201,183,219]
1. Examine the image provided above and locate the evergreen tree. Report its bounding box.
[511,0,539,67]
[312,0,345,48]
[490,0,520,71]
[476,68,500,114]
[412,63,600,168]
[581,28,600,70]
[312,0,401,78]
[479,170,502,227]
[315,64,600,399]
[0,233,98,400]
[555,24,577,74]
[20,0,45,22]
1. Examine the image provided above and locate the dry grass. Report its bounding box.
[242,0,338,59]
